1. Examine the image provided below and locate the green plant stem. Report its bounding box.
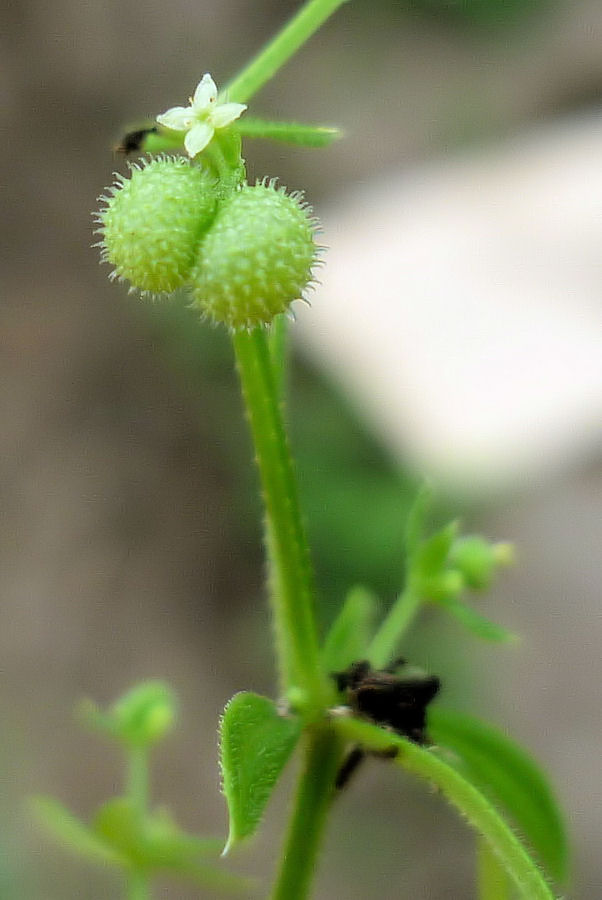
[126,746,150,900]
[478,836,512,900]
[232,327,325,705]
[367,584,422,669]
[267,314,289,401]
[128,871,150,900]
[127,746,150,814]
[271,727,342,900]
[225,0,350,104]
[333,718,555,900]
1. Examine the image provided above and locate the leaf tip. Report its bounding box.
[221,834,233,857]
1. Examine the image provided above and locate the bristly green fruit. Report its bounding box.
[191,180,320,329]
[96,156,217,294]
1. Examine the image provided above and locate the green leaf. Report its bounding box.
[321,585,377,673]
[233,117,341,147]
[331,717,555,900]
[429,708,569,884]
[220,692,302,853]
[93,798,247,891]
[30,796,127,868]
[93,798,216,868]
[404,481,433,559]
[413,520,458,581]
[434,594,518,643]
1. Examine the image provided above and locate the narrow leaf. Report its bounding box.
[434,595,517,643]
[30,796,127,868]
[414,520,458,579]
[331,717,555,900]
[430,708,569,884]
[220,692,302,853]
[92,799,247,890]
[93,798,223,867]
[321,585,377,672]
[366,585,421,670]
[404,481,433,559]
[233,117,341,147]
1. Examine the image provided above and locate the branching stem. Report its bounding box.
[333,718,556,900]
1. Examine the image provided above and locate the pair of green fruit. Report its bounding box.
[97,157,319,330]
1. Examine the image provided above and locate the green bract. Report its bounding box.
[96,156,217,294]
[191,181,319,329]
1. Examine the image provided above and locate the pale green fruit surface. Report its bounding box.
[98,157,216,294]
[192,183,318,328]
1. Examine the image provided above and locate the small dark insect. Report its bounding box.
[115,126,158,155]
[332,658,440,789]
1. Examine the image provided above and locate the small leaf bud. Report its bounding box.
[81,681,176,748]
[450,536,514,591]
[423,568,465,602]
[111,681,176,747]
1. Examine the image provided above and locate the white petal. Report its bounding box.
[156,106,194,131]
[210,102,247,129]
[192,73,217,112]
[184,121,214,157]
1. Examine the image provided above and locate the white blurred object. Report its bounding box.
[295,113,602,493]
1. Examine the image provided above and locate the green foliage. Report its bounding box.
[413,519,516,643]
[35,683,244,897]
[32,795,246,892]
[430,708,569,885]
[450,536,515,591]
[477,837,512,900]
[367,487,516,668]
[80,681,176,749]
[76,2,572,898]
[233,117,341,147]
[92,799,246,890]
[321,585,377,673]
[332,716,555,900]
[93,799,221,869]
[31,797,128,868]
[220,692,302,853]
[433,593,517,643]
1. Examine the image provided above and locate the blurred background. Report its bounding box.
[2,0,601,896]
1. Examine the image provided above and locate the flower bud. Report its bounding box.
[96,156,216,294]
[111,681,176,746]
[449,536,514,591]
[191,181,319,329]
[81,681,176,748]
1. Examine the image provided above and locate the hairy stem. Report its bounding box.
[333,718,555,900]
[478,836,512,900]
[225,0,350,104]
[271,727,342,900]
[232,327,325,705]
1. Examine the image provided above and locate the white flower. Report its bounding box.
[156,74,247,158]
